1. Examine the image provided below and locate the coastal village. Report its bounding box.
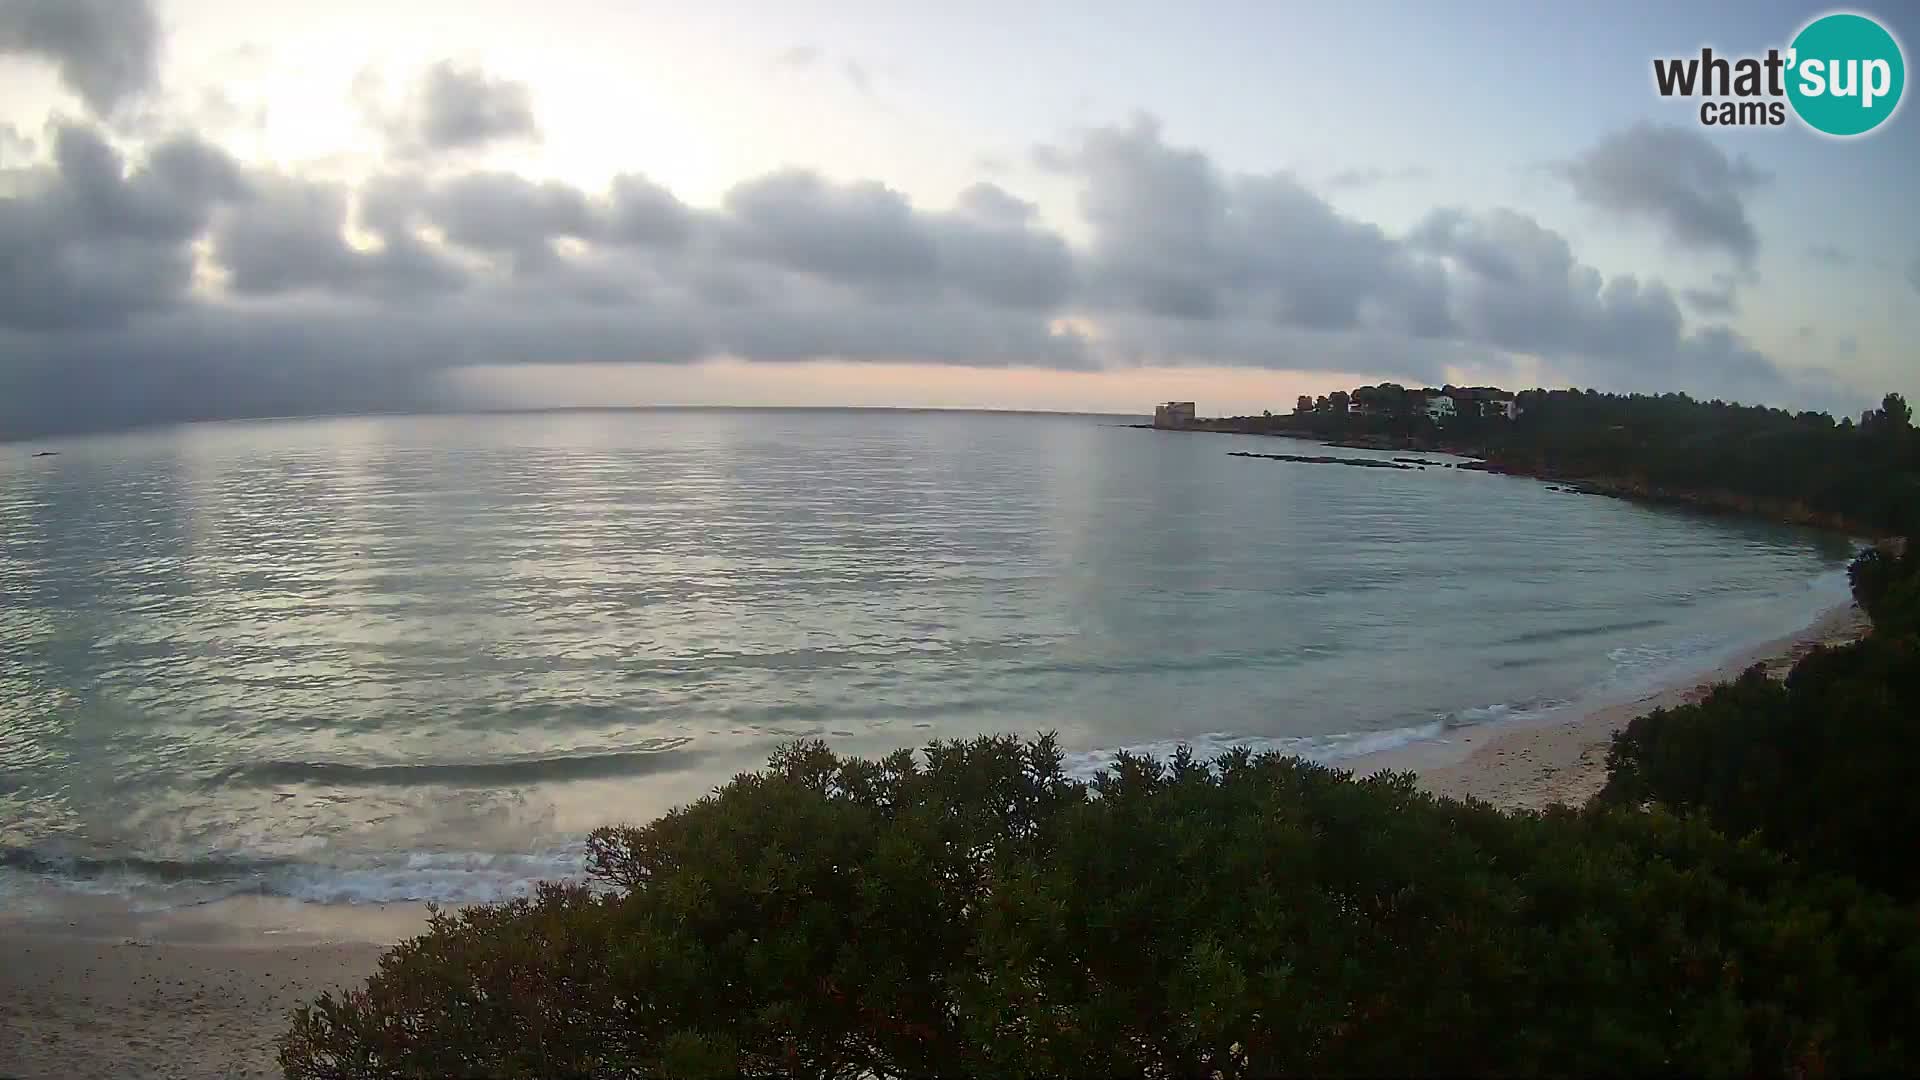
[1154,384,1522,429]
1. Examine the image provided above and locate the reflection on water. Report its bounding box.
[0,409,1852,905]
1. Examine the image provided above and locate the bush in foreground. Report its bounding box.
[1599,544,1920,900]
[1848,541,1920,637]
[282,736,1920,1079]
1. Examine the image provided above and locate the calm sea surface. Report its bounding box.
[0,410,1855,907]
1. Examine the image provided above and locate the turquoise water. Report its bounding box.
[0,410,1856,907]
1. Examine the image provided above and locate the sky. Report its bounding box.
[1,0,1916,439]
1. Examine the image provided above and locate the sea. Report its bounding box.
[0,409,1859,911]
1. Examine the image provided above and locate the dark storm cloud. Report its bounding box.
[212,174,467,298]
[0,122,239,331]
[721,170,939,287]
[423,172,594,268]
[1559,124,1769,263]
[0,0,158,114]
[604,174,693,247]
[0,105,1824,441]
[713,170,1073,308]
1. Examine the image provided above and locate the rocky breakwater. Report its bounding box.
[1228,452,1418,470]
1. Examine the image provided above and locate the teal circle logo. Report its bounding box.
[1787,13,1905,136]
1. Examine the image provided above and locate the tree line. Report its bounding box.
[1201,387,1920,535]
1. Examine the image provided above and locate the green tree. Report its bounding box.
[283,737,1920,1079]
[1882,393,1912,431]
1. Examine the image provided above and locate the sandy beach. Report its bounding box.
[1349,600,1872,810]
[0,897,422,1080]
[0,602,1872,1079]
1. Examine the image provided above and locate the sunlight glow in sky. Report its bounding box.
[0,0,1915,437]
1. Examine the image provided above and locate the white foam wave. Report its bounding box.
[264,846,591,905]
[0,844,594,909]
[1060,700,1562,781]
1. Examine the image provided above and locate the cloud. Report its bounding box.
[0,122,241,331]
[1908,253,1920,294]
[720,170,937,287]
[211,173,466,298]
[772,45,820,70]
[1407,206,1777,395]
[0,0,159,114]
[1680,273,1738,315]
[1559,124,1769,263]
[424,172,595,268]
[417,61,538,150]
[1,110,1817,440]
[1052,114,1451,334]
[1324,165,1430,190]
[364,61,540,156]
[1804,243,1855,267]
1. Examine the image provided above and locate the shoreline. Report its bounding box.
[0,896,421,1080]
[0,597,1874,1078]
[1345,600,1871,810]
[1134,423,1897,539]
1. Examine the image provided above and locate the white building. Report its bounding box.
[1424,393,1456,422]
[1153,401,1196,428]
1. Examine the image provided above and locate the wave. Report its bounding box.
[6,564,1850,911]
[1059,700,1563,781]
[0,842,590,906]
[1497,617,1669,647]
[216,740,699,788]
[0,846,289,884]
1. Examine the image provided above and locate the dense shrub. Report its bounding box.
[1599,544,1920,899]
[1848,542,1920,636]
[282,736,1920,1079]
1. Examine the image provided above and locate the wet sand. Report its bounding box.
[1349,601,1871,809]
[0,897,422,1080]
